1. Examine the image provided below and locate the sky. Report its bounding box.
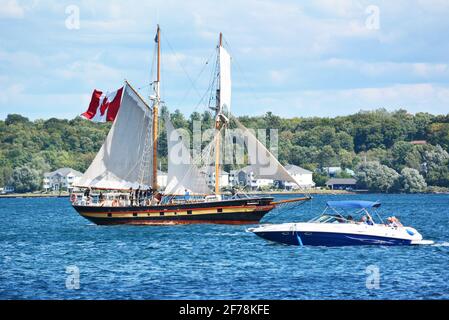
[1,0,449,120]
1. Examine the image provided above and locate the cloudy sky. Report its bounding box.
[1,0,449,120]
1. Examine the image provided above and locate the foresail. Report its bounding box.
[77,83,153,189]
[219,46,231,116]
[234,119,300,186]
[164,117,211,195]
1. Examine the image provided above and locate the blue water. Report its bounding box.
[0,194,448,300]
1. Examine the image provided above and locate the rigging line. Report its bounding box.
[191,68,217,113]
[188,46,219,116]
[132,44,157,100]
[162,33,216,109]
[146,41,157,98]
[183,44,218,117]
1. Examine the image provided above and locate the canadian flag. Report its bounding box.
[81,87,124,122]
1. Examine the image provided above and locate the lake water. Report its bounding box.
[0,194,448,300]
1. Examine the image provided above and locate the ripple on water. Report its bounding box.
[0,194,448,299]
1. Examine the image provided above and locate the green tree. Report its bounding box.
[428,123,449,150]
[426,166,449,187]
[389,141,414,171]
[5,114,30,126]
[356,161,400,193]
[317,145,337,168]
[8,166,41,193]
[400,168,427,193]
[313,172,328,187]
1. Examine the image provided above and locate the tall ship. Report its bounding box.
[71,26,310,225]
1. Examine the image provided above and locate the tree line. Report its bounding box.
[1,108,448,193]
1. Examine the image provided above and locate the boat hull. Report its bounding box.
[253,230,413,246]
[73,197,275,225]
[249,222,424,246]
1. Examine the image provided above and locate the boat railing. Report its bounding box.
[71,192,160,207]
[71,192,224,207]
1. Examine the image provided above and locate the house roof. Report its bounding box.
[234,165,258,174]
[410,140,427,145]
[44,167,83,178]
[232,164,312,177]
[284,164,312,175]
[325,178,357,186]
[201,166,229,175]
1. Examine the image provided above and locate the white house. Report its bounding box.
[0,186,15,194]
[230,166,274,190]
[201,166,229,189]
[283,164,315,189]
[43,168,83,192]
[322,166,355,177]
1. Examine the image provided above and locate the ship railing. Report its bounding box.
[71,192,165,207]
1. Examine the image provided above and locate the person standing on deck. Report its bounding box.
[135,186,140,206]
[184,189,190,202]
[129,188,134,206]
[139,189,144,206]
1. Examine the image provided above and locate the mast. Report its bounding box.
[214,33,223,195]
[152,25,161,190]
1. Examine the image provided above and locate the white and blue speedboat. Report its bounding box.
[248,200,434,246]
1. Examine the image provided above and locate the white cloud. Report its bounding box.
[54,60,122,85]
[0,83,24,104]
[323,58,449,78]
[0,0,25,18]
[232,83,449,117]
[0,49,43,69]
[269,69,289,85]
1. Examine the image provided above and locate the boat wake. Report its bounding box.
[431,241,449,247]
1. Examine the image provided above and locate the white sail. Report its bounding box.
[77,83,153,189]
[219,46,231,116]
[234,119,300,186]
[164,117,211,195]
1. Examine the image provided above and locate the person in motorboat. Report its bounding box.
[359,215,374,225]
[386,216,403,228]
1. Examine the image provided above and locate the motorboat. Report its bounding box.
[247,200,434,246]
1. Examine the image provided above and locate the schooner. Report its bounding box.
[72,26,310,225]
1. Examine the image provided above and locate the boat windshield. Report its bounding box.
[308,214,346,224]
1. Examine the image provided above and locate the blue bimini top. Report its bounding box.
[326,200,381,209]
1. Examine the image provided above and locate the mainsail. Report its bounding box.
[77,83,153,189]
[164,117,211,195]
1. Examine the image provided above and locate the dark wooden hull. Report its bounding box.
[72,197,275,225]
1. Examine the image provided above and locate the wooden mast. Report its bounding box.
[214,33,223,195]
[152,25,161,190]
